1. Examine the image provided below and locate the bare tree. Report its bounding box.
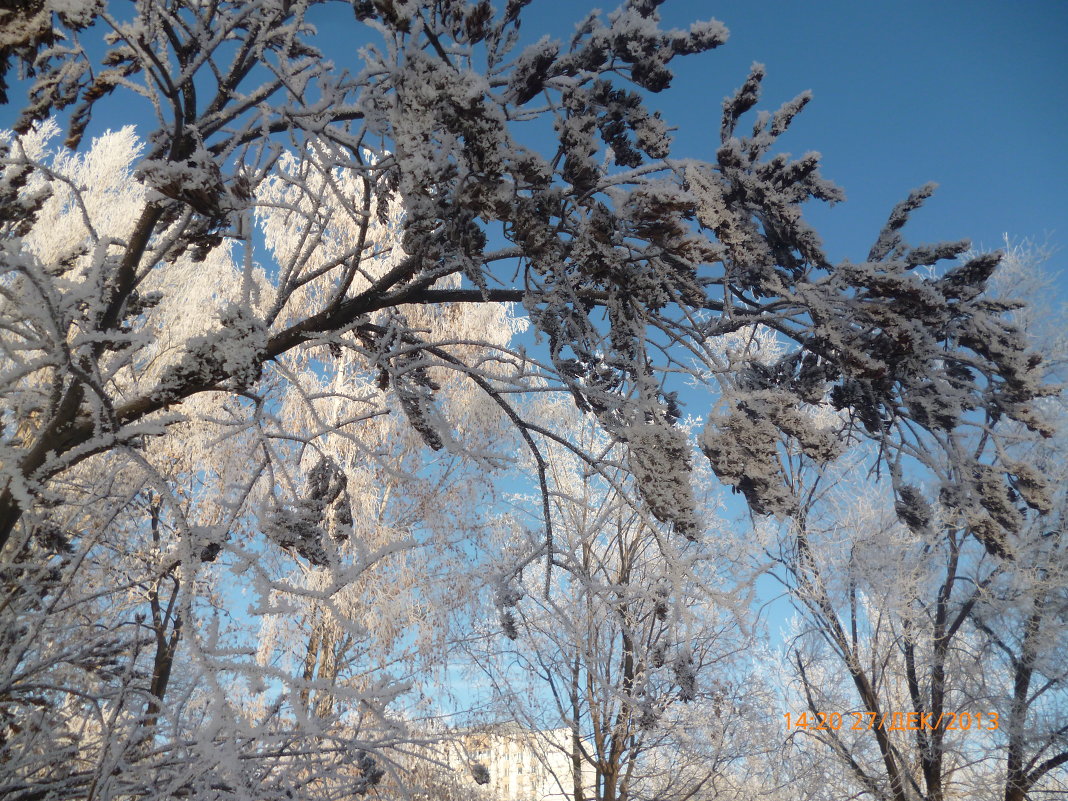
[464,401,770,801]
[772,244,1068,801]
[0,118,520,801]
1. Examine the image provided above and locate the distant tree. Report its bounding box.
[464,398,775,801]
[250,145,524,722]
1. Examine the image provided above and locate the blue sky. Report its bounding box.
[517,0,1068,270]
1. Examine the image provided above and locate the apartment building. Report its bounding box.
[460,722,595,801]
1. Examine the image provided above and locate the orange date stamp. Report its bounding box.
[784,711,998,732]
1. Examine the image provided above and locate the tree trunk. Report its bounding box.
[571,655,585,801]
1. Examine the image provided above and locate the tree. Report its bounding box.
[250,143,524,722]
[0,119,522,801]
[463,399,776,801]
[0,1,1057,798]
[770,242,1068,801]
[0,0,1050,557]
[780,462,1068,801]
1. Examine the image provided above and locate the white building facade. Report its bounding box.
[461,723,596,801]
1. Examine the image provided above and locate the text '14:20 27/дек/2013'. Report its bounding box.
[784,711,998,732]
